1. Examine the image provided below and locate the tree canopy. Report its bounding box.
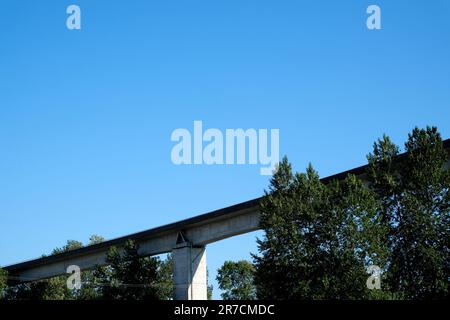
[2,126,448,300]
[367,127,449,298]
[0,268,7,299]
[92,240,172,300]
[2,236,173,300]
[216,260,256,300]
[254,126,449,299]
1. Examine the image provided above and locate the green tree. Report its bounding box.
[254,126,448,300]
[72,235,106,300]
[207,285,213,300]
[88,234,105,245]
[3,236,175,300]
[254,157,387,299]
[204,268,214,300]
[156,254,174,300]
[5,236,175,300]
[367,126,449,299]
[4,277,71,300]
[217,260,256,300]
[51,240,84,255]
[4,239,85,300]
[4,236,104,300]
[0,268,7,299]
[93,240,168,300]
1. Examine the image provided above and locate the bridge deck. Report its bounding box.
[3,138,449,283]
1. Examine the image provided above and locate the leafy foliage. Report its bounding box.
[4,277,72,300]
[0,269,7,299]
[254,158,386,299]
[3,236,174,300]
[51,240,84,255]
[93,240,172,300]
[3,238,89,300]
[216,260,256,300]
[367,126,449,299]
[254,126,449,299]
[3,126,448,300]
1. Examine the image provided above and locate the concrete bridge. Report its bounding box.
[3,139,449,300]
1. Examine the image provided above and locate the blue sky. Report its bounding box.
[0,0,449,299]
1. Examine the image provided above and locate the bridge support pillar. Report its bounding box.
[172,241,207,300]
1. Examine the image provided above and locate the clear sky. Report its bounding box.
[0,0,449,299]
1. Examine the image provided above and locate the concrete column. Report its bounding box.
[172,241,207,300]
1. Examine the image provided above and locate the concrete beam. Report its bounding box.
[4,202,260,283]
[173,242,207,300]
[4,138,449,292]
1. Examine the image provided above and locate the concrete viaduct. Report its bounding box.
[3,139,449,300]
